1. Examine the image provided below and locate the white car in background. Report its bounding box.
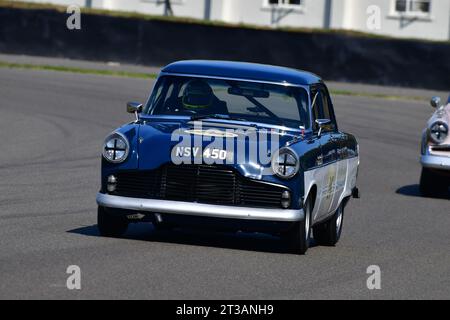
[420,95,450,197]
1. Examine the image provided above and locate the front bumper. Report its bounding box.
[421,155,450,170]
[96,193,304,222]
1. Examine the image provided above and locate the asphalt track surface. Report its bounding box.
[0,68,449,299]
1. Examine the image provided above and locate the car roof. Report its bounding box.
[161,60,322,86]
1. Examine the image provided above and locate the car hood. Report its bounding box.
[137,116,302,179]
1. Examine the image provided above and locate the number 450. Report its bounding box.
[203,148,227,160]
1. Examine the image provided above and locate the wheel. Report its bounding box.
[286,197,312,255]
[420,168,448,197]
[313,203,344,246]
[97,206,128,237]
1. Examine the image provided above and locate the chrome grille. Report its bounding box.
[431,145,450,152]
[112,164,287,208]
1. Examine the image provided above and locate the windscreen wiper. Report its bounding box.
[244,96,286,127]
[190,114,248,122]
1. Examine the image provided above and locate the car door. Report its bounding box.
[310,86,338,220]
[321,86,347,214]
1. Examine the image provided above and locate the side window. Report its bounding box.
[311,88,321,132]
[321,90,331,119]
[311,86,337,133]
[319,86,337,132]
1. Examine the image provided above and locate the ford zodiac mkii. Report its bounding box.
[96,61,360,254]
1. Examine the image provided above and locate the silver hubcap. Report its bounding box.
[336,207,343,234]
[305,205,310,241]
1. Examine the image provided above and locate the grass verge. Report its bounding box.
[0,60,427,102]
[0,61,157,79]
[331,89,427,102]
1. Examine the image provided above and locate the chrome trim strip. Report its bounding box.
[421,155,450,170]
[96,193,304,222]
[159,71,310,88]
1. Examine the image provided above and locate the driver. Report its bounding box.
[181,80,227,115]
[182,80,214,111]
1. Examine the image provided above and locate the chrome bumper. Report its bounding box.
[421,155,450,170]
[96,193,304,222]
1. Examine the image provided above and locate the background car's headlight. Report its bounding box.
[428,121,448,144]
[272,148,300,179]
[102,132,130,163]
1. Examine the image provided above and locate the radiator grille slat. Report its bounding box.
[431,145,450,152]
[112,164,287,208]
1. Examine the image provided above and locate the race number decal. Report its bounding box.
[202,148,228,160]
[173,146,232,163]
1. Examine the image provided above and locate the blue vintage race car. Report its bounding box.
[96,60,360,254]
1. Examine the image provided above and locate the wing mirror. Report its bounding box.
[315,119,332,138]
[127,102,143,120]
[430,96,441,109]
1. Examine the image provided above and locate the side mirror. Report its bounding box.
[127,102,143,114]
[430,96,441,109]
[127,102,143,121]
[315,119,332,137]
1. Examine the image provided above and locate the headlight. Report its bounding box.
[272,148,300,179]
[429,121,448,144]
[102,132,130,163]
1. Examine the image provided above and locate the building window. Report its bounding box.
[267,0,302,8]
[394,0,431,15]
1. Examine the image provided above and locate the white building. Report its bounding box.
[22,0,450,41]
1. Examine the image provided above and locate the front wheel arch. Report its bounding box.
[304,184,317,216]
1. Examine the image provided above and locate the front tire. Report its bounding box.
[97,206,128,237]
[420,168,448,197]
[313,203,344,246]
[286,198,312,255]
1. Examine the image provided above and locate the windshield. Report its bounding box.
[144,76,310,129]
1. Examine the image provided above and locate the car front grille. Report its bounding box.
[112,164,288,208]
[431,145,450,152]
[430,144,450,157]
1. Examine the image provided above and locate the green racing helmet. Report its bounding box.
[182,80,214,110]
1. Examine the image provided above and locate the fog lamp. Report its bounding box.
[281,191,291,209]
[107,175,117,193]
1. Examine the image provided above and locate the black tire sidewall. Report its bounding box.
[289,197,311,254]
[314,203,344,246]
[97,206,128,237]
[420,168,448,197]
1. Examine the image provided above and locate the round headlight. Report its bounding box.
[102,132,130,163]
[429,121,448,144]
[272,148,300,179]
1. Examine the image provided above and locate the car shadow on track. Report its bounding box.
[68,223,319,254]
[396,184,450,199]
